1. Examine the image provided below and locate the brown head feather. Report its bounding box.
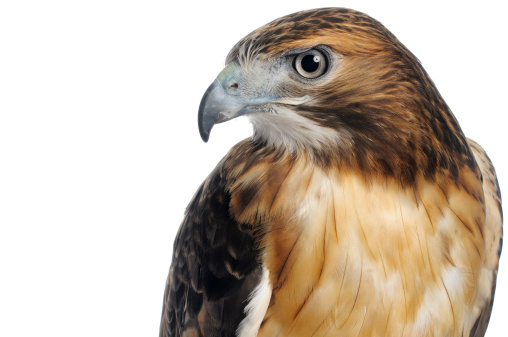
[226,8,478,186]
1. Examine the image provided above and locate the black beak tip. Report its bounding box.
[198,96,214,143]
[199,127,210,143]
[198,80,222,143]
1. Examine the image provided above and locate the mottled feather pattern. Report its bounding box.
[159,160,262,337]
[468,140,503,337]
[223,142,490,336]
[161,7,502,337]
[228,8,476,185]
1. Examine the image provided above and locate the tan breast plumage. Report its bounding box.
[226,141,501,337]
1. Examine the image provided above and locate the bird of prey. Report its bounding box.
[160,8,503,337]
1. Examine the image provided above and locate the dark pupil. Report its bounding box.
[301,54,319,73]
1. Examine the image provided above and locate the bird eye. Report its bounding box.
[293,49,328,79]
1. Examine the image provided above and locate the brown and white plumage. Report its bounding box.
[160,8,502,337]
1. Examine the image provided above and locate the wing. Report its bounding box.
[159,159,262,337]
[468,139,503,337]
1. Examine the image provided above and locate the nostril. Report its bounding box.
[228,82,239,93]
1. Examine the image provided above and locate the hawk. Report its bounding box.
[160,8,502,337]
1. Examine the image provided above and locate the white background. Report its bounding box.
[1,1,507,336]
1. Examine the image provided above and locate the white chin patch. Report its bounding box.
[237,267,272,337]
[248,106,348,155]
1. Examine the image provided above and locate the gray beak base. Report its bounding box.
[198,80,249,142]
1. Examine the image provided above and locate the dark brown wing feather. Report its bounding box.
[159,160,261,337]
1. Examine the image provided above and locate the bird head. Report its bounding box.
[198,8,474,183]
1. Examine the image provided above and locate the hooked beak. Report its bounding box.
[198,61,311,142]
[198,61,276,142]
[198,80,253,142]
